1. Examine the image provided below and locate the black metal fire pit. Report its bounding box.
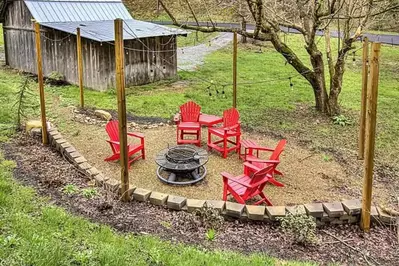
[155,145,209,185]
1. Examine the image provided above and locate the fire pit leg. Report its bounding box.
[191,169,201,180]
[169,172,177,182]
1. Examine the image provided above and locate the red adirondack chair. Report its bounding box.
[175,101,202,147]
[104,120,145,167]
[207,108,241,158]
[245,139,287,187]
[222,163,276,205]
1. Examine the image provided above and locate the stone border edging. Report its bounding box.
[41,125,397,227]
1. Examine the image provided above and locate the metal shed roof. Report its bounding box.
[25,0,133,23]
[41,19,187,42]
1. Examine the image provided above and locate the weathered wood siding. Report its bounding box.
[3,1,177,91]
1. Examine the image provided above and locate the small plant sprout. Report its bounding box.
[159,221,172,229]
[82,188,98,199]
[62,184,79,195]
[205,228,216,241]
[322,154,331,162]
[332,115,352,126]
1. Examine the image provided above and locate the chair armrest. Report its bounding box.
[106,139,120,146]
[250,176,270,188]
[223,123,240,132]
[254,147,275,152]
[127,132,144,139]
[246,158,280,164]
[221,172,251,187]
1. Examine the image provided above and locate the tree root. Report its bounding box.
[321,230,380,266]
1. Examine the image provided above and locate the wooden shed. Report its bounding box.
[0,0,185,90]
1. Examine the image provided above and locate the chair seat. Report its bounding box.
[209,127,239,136]
[227,174,251,196]
[178,122,201,130]
[128,144,144,154]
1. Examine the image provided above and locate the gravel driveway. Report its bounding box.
[177,32,233,71]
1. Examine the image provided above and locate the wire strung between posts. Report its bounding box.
[80,24,381,89]
[40,32,73,42]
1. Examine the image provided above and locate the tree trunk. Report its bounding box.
[308,50,330,114]
[241,18,247,43]
[329,51,347,115]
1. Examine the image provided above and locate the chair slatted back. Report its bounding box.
[270,139,287,161]
[223,108,239,128]
[106,120,120,153]
[180,101,201,122]
[244,164,274,197]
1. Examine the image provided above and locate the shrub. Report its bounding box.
[46,71,67,86]
[333,115,352,126]
[81,188,98,199]
[62,184,79,195]
[277,213,317,245]
[192,207,224,231]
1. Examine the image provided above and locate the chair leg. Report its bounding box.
[197,129,201,147]
[260,192,273,206]
[105,153,120,162]
[222,185,228,201]
[207,130,212,150]
[142,147,146,160]
[176,127,179,144]
[268,178,285,187]
[274,169,284,176]
[223,137,227,158]
[236,135,241,153]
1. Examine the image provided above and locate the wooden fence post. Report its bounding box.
[114,18,130,201]
[34,22,48,144]
[358,37,369,160]
[77,27,84,108]
[233,31,237,108]
[361,42,381,232]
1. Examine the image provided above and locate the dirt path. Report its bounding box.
[177,32,233,71]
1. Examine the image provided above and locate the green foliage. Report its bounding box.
[81,188,98,199]
[46,71,66,86]
[332,115,352,126]
[278,214,317,245]
[47,71,65,81]
[205,228,216,241]
[62,184,79,195]
[14,77,38,130]
[192,207,224,230]
[159,221,172,229]
[322,154,331,162]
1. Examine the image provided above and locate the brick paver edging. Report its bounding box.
[40,126,397,226]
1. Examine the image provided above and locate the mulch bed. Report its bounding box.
[3,133,398,265]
